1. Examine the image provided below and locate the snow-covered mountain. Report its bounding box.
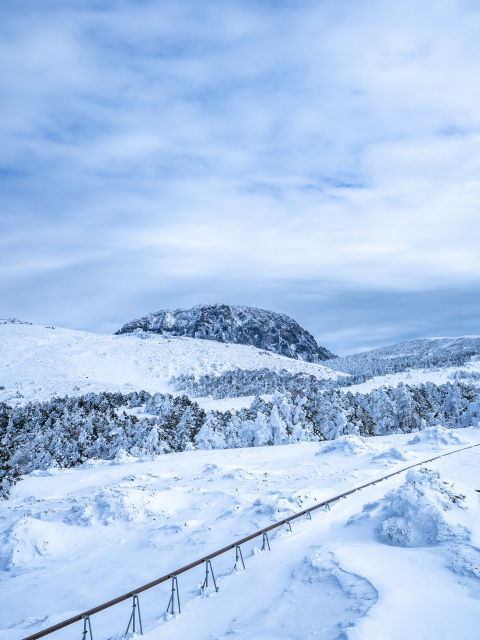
[115,303,336,362]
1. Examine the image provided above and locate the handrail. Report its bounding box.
[21,441,480,640]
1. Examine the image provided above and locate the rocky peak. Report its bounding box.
[115,303,336,362]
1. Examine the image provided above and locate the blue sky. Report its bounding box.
[1,0,480,355]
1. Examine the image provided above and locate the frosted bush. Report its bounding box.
[379,468,468,547]
[195,422,226,450]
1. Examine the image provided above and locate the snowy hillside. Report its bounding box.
[2,429,480,640]
[115,303,336,362]
[179,334,480,400]
[330,335,480,376]
[323,335,480,395]
[0,322,342,407]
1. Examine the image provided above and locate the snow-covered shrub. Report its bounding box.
[0,391,206,498]
[378,468,468,547]
[170,369,365,399]
[194,414,227,450]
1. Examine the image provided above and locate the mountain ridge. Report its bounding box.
[328,335,480,376]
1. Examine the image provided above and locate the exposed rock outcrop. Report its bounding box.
[115,303,336,362]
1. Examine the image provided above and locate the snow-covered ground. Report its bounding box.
[0,323,342,407]
[2,427,479,640]
[195,395,273,413]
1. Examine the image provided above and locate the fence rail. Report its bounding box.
[22,441,480,640]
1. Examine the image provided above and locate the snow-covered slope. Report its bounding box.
[2,429,480,640]
[3,322,480,408]
[0,322,342,406]
[115,303,336,362]
[327,335,480,394]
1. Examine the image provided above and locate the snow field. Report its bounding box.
[2,428,480,640]
[0,324,341,408]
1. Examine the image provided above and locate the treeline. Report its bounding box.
[170,369,368,399]
[171,355,480,401]
[448,369,480,381]
[1,381,479,498]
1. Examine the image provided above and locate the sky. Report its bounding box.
[1,0,480,355]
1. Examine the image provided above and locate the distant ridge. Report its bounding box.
[115,302,336,363]
[327,335,480,377]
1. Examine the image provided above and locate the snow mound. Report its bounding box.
[243,549,378,635]
[371,447,415,463]
[408,425,468,446]
[0,517,69,571]
[28,468,63,478]
[63,486,164,526]
[221,468,257,482]
[379,468,468,547]
[202,463,221,475]
[253,491,301,518]
[307,550,378,615]
[234,549,377,636]
[201,462,258,482]
[82,458,110,469]
[316,435,373,457]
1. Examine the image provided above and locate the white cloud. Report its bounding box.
[1,0,480,351]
